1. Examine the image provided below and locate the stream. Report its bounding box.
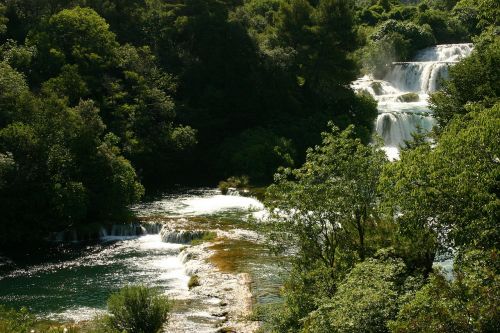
[0,189,283,332]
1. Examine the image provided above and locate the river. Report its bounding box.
[0,43,474,331]
[0,189,283,332]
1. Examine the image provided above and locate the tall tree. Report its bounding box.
[264,124,387,331]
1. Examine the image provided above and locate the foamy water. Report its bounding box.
[352,43,473,159]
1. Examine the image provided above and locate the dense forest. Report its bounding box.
[1,0,495,248]
[0,0,499,331]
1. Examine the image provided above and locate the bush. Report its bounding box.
[0,306,81,333]
[302,255,417,333]
[218,175,250,194]
[190,232,217,246]
[105,285,171,333]
[0,306,37,333]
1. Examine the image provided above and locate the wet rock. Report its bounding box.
[160,227,210,244]
[397,92,420,102]
[370,81,384,95]
[212,311,229,317]
[216,327,237,333]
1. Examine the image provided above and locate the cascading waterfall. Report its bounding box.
[353,43,473,160]
[160,227,210,244]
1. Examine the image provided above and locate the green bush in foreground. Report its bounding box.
[0,306,36,332]
[0,305,81,333]
[105,286,171,333]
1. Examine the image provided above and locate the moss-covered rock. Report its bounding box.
[397,92,419,102]
[370,81,384,95]
[188,275,200,289]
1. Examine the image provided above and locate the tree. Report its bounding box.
[267,124,387,262]
[82,0,147,45]
[0,61,32,127]
[29,6,119,82]
[430,32,499,127]
[303,252,421,333]
[453,0,499,36]
[380,102,500,264]
[0,4,7,37]
[0,95,144,247]
[276,0,358,97]
[389,249,499,333]
[263,124,387,331]
[217,127,295,183]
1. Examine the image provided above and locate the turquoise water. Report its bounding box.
[0,236,188,320]
[0,189,283,325]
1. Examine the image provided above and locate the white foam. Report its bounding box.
[179,195,264,215]
[352,43,473,159]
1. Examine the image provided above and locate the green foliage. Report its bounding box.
[0,61,31,126]
[105,285,171,333]
[190,232,217,245]
[219,128,295,183]
[390,250,499,332]
[380,103,500,255]
[267,124,387,262]
[29,6,119,81]
[453,0,499,35]
[0,39,36,74]
[0,306,83,333]
[303,254,421,333]
[430,31,499,127]
[276,0,358,94]
[0,94,144,246]
[0,306,37,333]
[263,124,388,331]
[218,175,250,194]
[0,5,6,36]
[363,19,435,76]
[414,8,467,43]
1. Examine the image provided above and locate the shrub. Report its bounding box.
[218,128,295,183]
[0,306,37,333]
[0,306,81,333]
[106,285,171,333]
[218,175,250,194]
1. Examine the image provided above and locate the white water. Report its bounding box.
[0,189,271,332]
[132,188,265,217]
[353,43,473,160]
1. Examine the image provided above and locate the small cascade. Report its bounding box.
[47,222,164,243]
[385,61,451,93]
[160,226,211,244]
[353,43,473,159]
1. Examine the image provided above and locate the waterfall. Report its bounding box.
[160,227,211,244]
[47,222,164,243]
[352,43,473,160]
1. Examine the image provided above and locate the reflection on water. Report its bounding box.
[0,188,283,328]
[0,235,189,321]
